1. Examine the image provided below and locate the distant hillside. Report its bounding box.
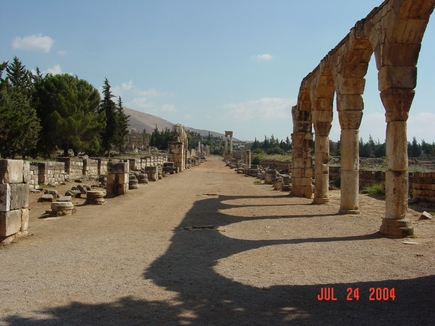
[123,107,227,139]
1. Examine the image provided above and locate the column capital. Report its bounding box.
[313,122,332,136]
[381,88,415,122]
[339,111,363,130]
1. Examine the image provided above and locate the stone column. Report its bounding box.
[230,134,233,153]
[246,150,251,169]
[379,88,414,237]
[291,106,313,199]
[338,103,363,214]
[313,121,332,204]
[224,136,228,155]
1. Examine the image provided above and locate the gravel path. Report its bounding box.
[1,155,434,325]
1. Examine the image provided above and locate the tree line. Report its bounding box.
[250,135,292,155]
[358,135,435,158]
[0,57,129,158]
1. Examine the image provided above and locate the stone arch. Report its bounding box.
[368,0,435,236]
[291,0,435,237]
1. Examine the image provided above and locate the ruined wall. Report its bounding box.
[291,0,435,236]
[259,159,291,173]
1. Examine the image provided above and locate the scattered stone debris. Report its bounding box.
[402,241,419,245]
[40,194,54,202]
[50,201,76,216]
[183,225,215,230]
[85,191,105,205]
[419,211,433,220]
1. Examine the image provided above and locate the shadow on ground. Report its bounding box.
[4,195,435,325]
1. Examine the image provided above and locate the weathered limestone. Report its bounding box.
[85,191,105,205]
[380,88,415,236]
[338,110,363,214]
[0,159,30,243]
[129,175,139,189]
[144,166,158,182]
[168,141,185,172]
[106,161,129,198]
[51,201,75,216]
[224,131,234,154]
[168,124,189,172]
[291,0,435,236]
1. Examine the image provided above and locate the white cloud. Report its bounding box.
[113,80,168,99]
[408,112,435,141]
[161,104,176,112]
[222,97,295,121]
[128,97,153,109]
[43,64,63,75]
[121,80,134,90]
[12,34,54,53]
[252,54,272,62]
[58,50,67,55]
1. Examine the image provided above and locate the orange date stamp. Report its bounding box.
[317,287,396,301]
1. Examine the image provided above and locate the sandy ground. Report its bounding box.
[0,155,434,326]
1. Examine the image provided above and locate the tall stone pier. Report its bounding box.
[0,159,30,244]
[168,141,185,172]
[106,161,129,198]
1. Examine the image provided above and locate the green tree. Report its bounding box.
[33,73,103,156]
[0,57,41,158]
[113,96,130,153]
[408,137,422,158]
[100,78,118,154]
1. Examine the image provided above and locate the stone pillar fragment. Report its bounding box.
[168,141,185,172]
[106,161,129,198]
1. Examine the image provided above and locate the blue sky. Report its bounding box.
[1,0,434,142]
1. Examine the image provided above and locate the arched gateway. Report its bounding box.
[291,0,435,237]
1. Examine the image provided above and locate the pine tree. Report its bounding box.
[113,96,130,153]
[0,57,41,158]
[100,78,118,154]
[33,73,103,156]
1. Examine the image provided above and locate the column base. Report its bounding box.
[313,197,329,204]
[380,218,414,237]
[338,209,360,215]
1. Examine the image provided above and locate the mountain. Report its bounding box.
[123,107,227,138]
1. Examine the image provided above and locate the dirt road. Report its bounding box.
[1,155,434,325]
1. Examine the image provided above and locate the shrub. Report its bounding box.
[362,183,384,195]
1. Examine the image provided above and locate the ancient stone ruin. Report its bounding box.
[291,0,435,237]
[0,160,30,244]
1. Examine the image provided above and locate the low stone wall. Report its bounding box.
[410,172,435,203]
[259,159,291,173]
[83,158,99,177]
[56,157,84,179]
[129,155,168,171]
[29,155,167,187]
[36,162,67,186]
[328,167,435,203]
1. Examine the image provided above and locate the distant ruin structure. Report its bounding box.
[224,131,233,154]
[291,0,435,237]
[168,124,189,172]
